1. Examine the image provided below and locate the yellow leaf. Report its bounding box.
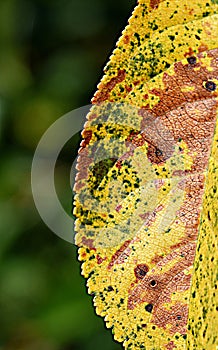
[74,1,218,349]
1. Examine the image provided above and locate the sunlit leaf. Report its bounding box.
[74,1,218,349]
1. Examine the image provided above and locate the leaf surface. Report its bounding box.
[74,1,218,349]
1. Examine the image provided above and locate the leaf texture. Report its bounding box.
[74,1,218,349]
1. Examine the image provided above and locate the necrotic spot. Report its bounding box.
[187,56,197,65]
[108,286,114,292]
[145,304,153,313]
[205,81,216,92]
[134,264,149,279]
[155,148,163,157]
[150,280,157,287]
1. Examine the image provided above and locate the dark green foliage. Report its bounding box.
[0,1,134,349]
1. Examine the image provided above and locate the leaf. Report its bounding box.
[187,107,218,348]
[74,1,218,349]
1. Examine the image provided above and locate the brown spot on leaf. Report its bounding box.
[133,80,140,86]
[81,252,87,259]
[123,35,130,45]
[134,264,149,279]
[184,47,195,57]
[150,0,161,10]
[198,43,209,53]
[165,341,176,350]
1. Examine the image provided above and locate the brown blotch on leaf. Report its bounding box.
[151,302,188,335]
[141,49,218,170]
[128,247,194,311]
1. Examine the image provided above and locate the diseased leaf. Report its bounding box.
[187,117,218,348]
[74,1,218,349]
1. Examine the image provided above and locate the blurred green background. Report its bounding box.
[0,1,135,349]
